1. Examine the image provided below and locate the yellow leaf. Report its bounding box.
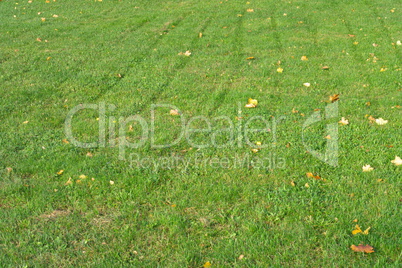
[363,227,371,235]
[246,56,255,60]
[79,174,87,180]
[247,8,254,12]
[352,225,362,235]
[301,55,308,61]
[277,67,283,73]
[203,261,212,268]
[391,156,402,166]
[57,170,64,175]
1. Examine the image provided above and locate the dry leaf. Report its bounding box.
[203,261,212,268]
[109,180,115,185]
[322,66,330,70]
[352,225,371,235]
[65,178,72,185]
[199,32,203,38]
[62,139,69,144]
[246,57,255,60]
[245,98,258,108]
[353,219,358,223]
[277,67,283,73]
[251,148,259,153]
[56,170,64,175]
[301,56,308,61]
[178,50,191,56]
[303,82,311,87]
[238,254,245,260]
[290,181,296,187]
[362,164,374,172]
[306,172,321,180]
[375,118,388,125]
[79,175,87,180]
[329,94,340,103]
[350,244,374,253]
[324,135,331,139]
[391,156,402,166]
[170,109,180,116]
[397,40,402,46]
[86,152,93,157]
[338,117,349,125]
[247,8,254,12]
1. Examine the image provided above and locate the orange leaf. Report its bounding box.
[306,172,321,180]
[350,244,374,253]
[329,94,339,103]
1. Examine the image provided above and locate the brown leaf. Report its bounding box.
[321,66,330,70]
[350,244,374,253]
[329,94,339,103]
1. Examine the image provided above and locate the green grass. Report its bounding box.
[0,0,401,267]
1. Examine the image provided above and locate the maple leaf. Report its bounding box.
[375,118,388,125]
[329,94,340,103]
[362,164,374,172]
[350,244,374,253]
[391,156,402,166]
[338,117,349,125]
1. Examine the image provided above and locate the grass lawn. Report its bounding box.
[0,0,401,266]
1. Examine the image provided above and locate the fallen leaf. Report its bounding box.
[238,254,245,260]
[277,67,283,73]
[290,181,295,187]
[86,152,93,157]
[109,180,115,185]
[203,261,212,268]
[362,164,374,172]
[65,178,72,185]
[348,34,356,37]
[305,183,309,188]
[324,135,331,139]
[62,139,69,144]
[246,56,255,60]
[79,175,87,179]
[251,148,259,153]
[375,118,388,125]
[178,50,191,56]
[352,225,371,235]
[247,8,254,12]
[329,94,340,103]
[397,40,401,46]
[321,66,330,70]
[391,156,402,166]
[303,82,311,87]
[245,98,258,108]
[306,172,321,180]
[350,244,374,253]
[292,108,299,114]
[57,170,64,175]
[301,55,308,61]
[353,219,358,223]
[338,117,349,125]
[199,32,203,38]
[170,109,180,116]
[6,167,13,173]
